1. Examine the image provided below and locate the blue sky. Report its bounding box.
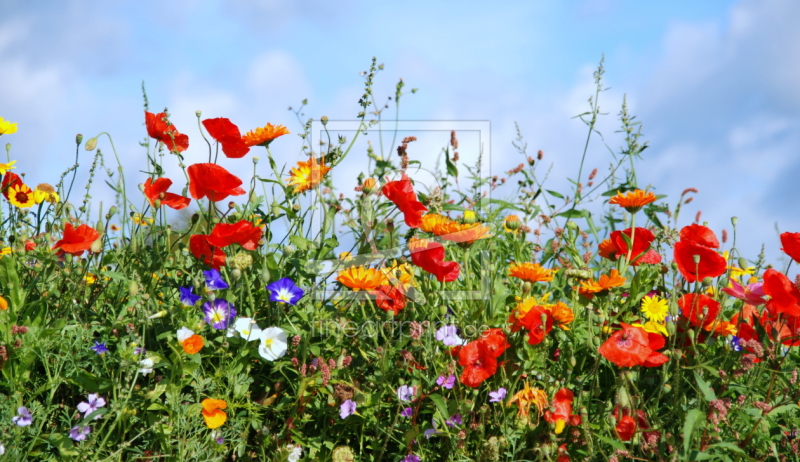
[2,0,798,263]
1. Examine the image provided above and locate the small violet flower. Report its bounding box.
[266,278,305,306]
[401,455,421,462]
[203,298,237,330]
[77,394,106,420]
[12,406,32,426]
[69,425,91,442]
[400,407,413,418]
[489,388,507,403]
[424,419,442,439]
[204,269,229,290]
[435,325,465,346]
[90,340,108,355]
[397,385,416,402]
[179,286,201,306]
[445,414,462,428]
[436,374,456,389]
[340,399,357,419]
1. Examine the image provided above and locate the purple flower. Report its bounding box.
[266,278,305,305]
[722,281,766,305]
[134,347,146,356]
[489,388,507,403]
[179,286,201,306]
[436,374,456,389]
[69,425,91,442]
[401,455,421,462]
[397,385,416,402]
[77,394,106,420]
[435,325,465,346]
[203,298,237,330]
[12,407,32,426]
[424,419,442,439]
[90,340,108,355]
[730,336,742,352]
[204,269,229,290]
[445,414,462,428]
[340,399,357,419]
[400,407,413,418]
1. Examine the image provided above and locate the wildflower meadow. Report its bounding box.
[2,59,800,461]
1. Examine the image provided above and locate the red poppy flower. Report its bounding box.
[678,293,721,328]
[599,323,667,368]
[207,220,262,250]
[458,340,498,388]
[189,234,226,269]
[480,328,509,358]
[780,232,800,263]
[187,163,246,202]
[382,175,428,228]
[518,305,554,346]
[202,118,250,159]
[24,240,36,251]
[145,111,189,153]
[609,227,662,266]
[762,268,800,317]
[143,177,190,210]
[680,224,720,248]
[52,223,100,257]
[673,240,726,282]
[2,172,23,200]
[616,415,636,441]
[369,284,406,314]
[543,388,582,432]
[408,237,460,282]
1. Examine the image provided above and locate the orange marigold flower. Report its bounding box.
[201,398,227,429]
[0,294,8,310]
[548,302,574,330]
[441,222,493,245]
[337,266,388,291]
[419,213,455,235]
[287,157,331,194]
[704,319,738,336]
[597,238,619,260]
[579,269,626,294]
[509,262,555,283]
[609,189,657,213]
[181,335,204,354]
[242,122,290,147]
[507,382,548,419]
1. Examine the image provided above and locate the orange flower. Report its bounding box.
[509,262,555,283]
[242,123,290,147]
[609,189,657,212]
[597,239,618,260]
[504,215,522,233]
[337,266,388,291]
[579,269,626,294]
[181,335,204,354]
[441,222,493,245]
[201,398,227,429]
[419,213,455,235]
[0,294,8,310]
[548,302,575,330]
[287,157,331,194]
[507,382,548,419]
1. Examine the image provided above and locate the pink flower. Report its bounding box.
[722,281,766,305]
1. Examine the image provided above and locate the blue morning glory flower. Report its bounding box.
[203,298,237,330]
[179,287,202,306]
[204,269,229,290]
[266,278,305,305]
[90,341,108,355]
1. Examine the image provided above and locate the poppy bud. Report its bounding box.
[701,277,713,287]
[107,206,117,218]
[207,292,216,302]
[385,218,394,233]
[85,137,98,151]
[90,238,103,254]
[738,257,748,270]
[253,156,260,164]
[522,281,532,294]
[271,201,281,217]
[569,356,576,367]
[76,134,83,145]
[231,268,242,280]
[260,268,271,283]
[191,213,200,224]
[592,336,601,347]
[662,383,672,394]
[731,216,738,226]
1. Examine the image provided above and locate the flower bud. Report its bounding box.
[107,206,117,219]
[463,210,477,224]
[85,137,98,151]
[76,134,83,145]
[731,216,738,227]
[228,201,236,210]
[261,268,271,283]
[320,116,329,126]
[128,281,140,296]
[504,215,521,230]
[231,268,242,280]
[90,238,103,253]
[362,178,377,194]
[701,277,713,287]
[292,203,301,212]
[738,257,748,270]
[522,281,532,294]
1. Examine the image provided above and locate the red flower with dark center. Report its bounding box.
[480,328,509,358]
[408,237,460,282]
[780,232,800,263]
[458,340,497,388]
[673,240,726,282]
[189,234,226,269]
[678,293,721,328]
[616,415,636,441]
[680,224,720,248]
[145,111,189,153]
[2,172,23,200]
[762,268,800,317]
[599,323,666,368]
[187,163,246,202]
[543,388,582,430]
[52,223,100,257]
[382,175,428,228]
[609,227,661,266]
[518,305,554,345]
[207,220,262,250]
[202,118,250,159]
[143,177,190,210]
[369,284,406,314]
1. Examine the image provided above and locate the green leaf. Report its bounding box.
[767,404,797,416]
[289,235,311,251]
[445,148,458,178]
[555,209,587,219]
[428,393,449,418]
[683,409,705,456]
[694,372,717,402]
[0,255,25,309]
[546,189,564,199]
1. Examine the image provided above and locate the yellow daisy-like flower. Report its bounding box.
[507,382,548,420]
[338,251,354,262]
[0,117,18,136]
[0,246,10,256]
[633,320,668,337]
[242,123,290,147]
[336,266,388,291]
[132,214,154,226]
[201,398,228,429]
[0,160,16,175]
[8,183,34,208]
[419,213,457,235]
[33,183,60,204]
[287,157,332,194]
[609,189,657,213]
[85,274,97,284]
[641,295,668,323]
[508,262,555,283]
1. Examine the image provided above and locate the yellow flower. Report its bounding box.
[338,251,354,262]
[85,274,97,284]
[336,266,388,291]
[287,157,331,194]
[641,295,668,323]
[380,262,415,289]
[33,183,59,204]
[201,398,228,429]
[8,183,35,208]
[507,382,548,419]
[0,117,18,136]
[634,320,668,337]
[0,247,10,256]
[508,262,555,283]
[242,123,290,147]
[0,160,16,175]
[132,214,154,226]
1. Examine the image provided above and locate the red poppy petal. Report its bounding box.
[680,224,720,248]
[673,240,727,282]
